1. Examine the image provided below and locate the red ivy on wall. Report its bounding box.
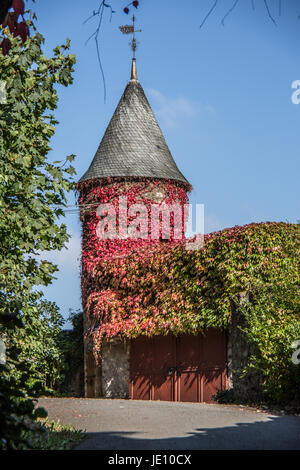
[77,176,189,354]
[77,177,298,359]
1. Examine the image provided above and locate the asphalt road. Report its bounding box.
[38,398,300,450]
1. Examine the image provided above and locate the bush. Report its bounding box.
[213,388,235,404]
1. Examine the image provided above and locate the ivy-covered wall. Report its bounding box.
[78,177,299,402]
[78,176,189,356]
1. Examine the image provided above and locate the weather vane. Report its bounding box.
[119,15,142,59]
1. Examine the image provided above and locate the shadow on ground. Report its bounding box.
[75,415,300,450]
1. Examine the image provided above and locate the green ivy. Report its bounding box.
[86,221,299,405]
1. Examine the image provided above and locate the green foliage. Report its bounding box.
[213,388,235,404]
[0,25,76,312]
[0,362,48,449]
[0,23,76,449]
[24,418,85,450]
[2,296,66,397]
[58,310,84,396]
[87,221,299,405]
[88,222,298,339]
[240,282,300,406]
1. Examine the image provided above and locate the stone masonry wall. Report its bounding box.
[101,338,130,398]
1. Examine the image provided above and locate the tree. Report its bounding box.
[3,297,66,397]
[0,21,76,326]
[0,20,76,448]
[59,310,84,396]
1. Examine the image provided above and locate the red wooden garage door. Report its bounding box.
[130,330,227,403]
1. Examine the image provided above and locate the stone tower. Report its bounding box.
[77,59,191,398]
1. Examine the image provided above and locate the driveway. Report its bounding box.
[38,398,300,450]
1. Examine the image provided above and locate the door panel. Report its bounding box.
[130,336,153,372]
[178,372,199,402]
[130,331,227,402]
[131,374,151,400]
[177,334,199,368]
[153,336,176,401]
[153,335,176,373]
[202,369,225,403]
[152,374,174,401]
[200,329,227,368]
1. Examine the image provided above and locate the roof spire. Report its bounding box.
[79,73,190,187]
[131,57,137,80]
[119,15,142,81]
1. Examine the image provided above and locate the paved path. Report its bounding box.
[38,398,300,450]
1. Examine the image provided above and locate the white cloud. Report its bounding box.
[147,88,214,128]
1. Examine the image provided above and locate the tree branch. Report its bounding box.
[263,0,277,25]
[199,0,219,29]
[220,0,240,26]
[84,1,115,103]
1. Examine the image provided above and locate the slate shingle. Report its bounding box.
[79,77,190,187]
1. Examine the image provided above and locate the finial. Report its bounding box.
[119,15,142,80]
[131,58,137,80]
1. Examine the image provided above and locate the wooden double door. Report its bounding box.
[130,330,227,403]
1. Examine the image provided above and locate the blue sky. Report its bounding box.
[31,0,300,323]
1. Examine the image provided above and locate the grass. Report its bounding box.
[25,418,86,450]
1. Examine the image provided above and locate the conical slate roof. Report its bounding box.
[79,61,190,188]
